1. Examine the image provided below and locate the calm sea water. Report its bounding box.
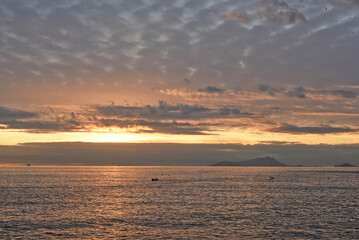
[0,166,358,239]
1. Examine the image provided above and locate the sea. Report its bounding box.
[0,166,358,239]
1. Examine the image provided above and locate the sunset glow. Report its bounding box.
[0,0,359,165]
[2,1,359,239]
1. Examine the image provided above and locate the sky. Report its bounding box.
[1,0,359,165]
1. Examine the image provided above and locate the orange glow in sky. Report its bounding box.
[2,127,359,146]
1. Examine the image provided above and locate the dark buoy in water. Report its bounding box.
[269,176,274,181]
[27,163,31,167]
[152,178,159,181]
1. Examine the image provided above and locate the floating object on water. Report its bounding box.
[152,178,159,181]
[269,176,274,181]
[27,163,31,167]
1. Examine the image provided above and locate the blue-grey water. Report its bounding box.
[0,166,358,239]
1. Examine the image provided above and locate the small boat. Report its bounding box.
[152,178,159,181]
[27,163,31,167]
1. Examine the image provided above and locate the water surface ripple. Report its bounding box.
[0,167,358,239]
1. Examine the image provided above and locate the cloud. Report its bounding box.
[226,11,251,22]
[96,101,212,119]
[198,86,225,93]
[0,116,84,133]
[1,0,359,108]
[0,107,84,133]
[219,108,241,116]
[0,101,252,134]
[96,100,250,122]
[99,118,211,135]
[0,106,36,120]
[259,140,300,145]
[258,84,357,99]
[287,87,358,99]
[287,86,307,98]
[137,127,210,135]
[268,123,358,134]
[318,89,357,98]
[156,101,210,115]
[0,120,83,133]
[258,84,281,96]
[259,0,307,24]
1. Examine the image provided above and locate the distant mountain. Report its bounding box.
[211,156,286,166]
[334,162,356,167]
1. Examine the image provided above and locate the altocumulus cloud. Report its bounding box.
[198,86,225,94]
[258,84,358,99]
[318,89,357,98]
[99,118,213,135]
[0,101,250,135]
[1,0,359,106]
[93,100,251,135]
[268,123,358,134]
[0,106,37,120]
[0,106,84,133]
[96,100,246,120]
[287,87,307,99]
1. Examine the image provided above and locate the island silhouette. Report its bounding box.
[334,162,356,167]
